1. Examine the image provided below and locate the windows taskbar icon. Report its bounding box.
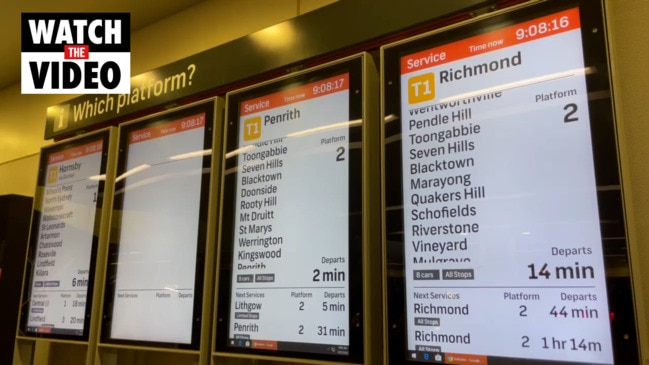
[410,351,488,364]
[411,351,444,362]
[230,339,251,347]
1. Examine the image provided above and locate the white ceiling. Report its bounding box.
[2,0,206,91]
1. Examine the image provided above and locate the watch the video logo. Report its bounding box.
[408,72,435,104]
[243,117,261,141]
[21,13,130,94]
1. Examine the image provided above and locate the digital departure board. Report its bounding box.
[215,57,365,363]
[383,1,627,364]
[102,102,214,349]
[21,129,112,340]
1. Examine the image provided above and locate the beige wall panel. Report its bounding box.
[0,86,68,164]
[130,0,300,74]
[0,154,39,196]
[299,0,338,14]
[48,343,87,365]
[606,0,649,362]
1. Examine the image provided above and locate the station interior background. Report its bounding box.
[0,0,648,364]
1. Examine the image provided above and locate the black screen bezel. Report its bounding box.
[19,129,111,341]
[100,101,215,350]
[382,1,638,364]
[214,57,365,363]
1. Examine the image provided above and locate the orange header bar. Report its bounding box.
[48,140,103,164]
[240,73,349,116]
[251,339,278,350]
[401,7,580,74]
[445,353,488,364]
[129,113,206,144]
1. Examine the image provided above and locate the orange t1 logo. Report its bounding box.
[243,117,261,141]
[47,166,59,184]
[408,73,435,104]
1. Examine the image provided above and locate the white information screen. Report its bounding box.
[109,113,206,344]
[399,7,614,364]
[226,73,351,355]
[27,138,104,336]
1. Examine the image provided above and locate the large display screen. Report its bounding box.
[102,102,214,349]
[21,130,111,339]
[215,58,364,362]
[383,1,634,364]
